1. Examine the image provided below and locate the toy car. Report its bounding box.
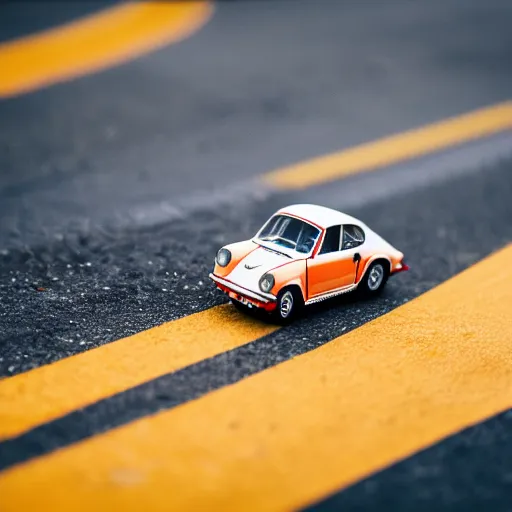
[209,204,408,322]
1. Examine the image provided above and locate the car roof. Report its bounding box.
[277,204,363,230]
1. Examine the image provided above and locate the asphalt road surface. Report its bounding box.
[0,1,511,510]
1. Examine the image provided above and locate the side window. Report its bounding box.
[319,226,341,254]
[342,224,365,250]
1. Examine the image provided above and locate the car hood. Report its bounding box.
[227,245,293,292]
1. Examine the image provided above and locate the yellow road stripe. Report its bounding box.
[263,102,512,189]
[2,245,510,510]
[0,305,277,440]
[0,1,213,98]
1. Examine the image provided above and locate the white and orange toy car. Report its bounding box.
[209,204,408,322]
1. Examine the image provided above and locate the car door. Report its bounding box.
[307,225,358,298]
[307,225,365,298]
[339,223,366,282]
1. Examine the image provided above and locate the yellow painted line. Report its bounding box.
[2,245,510,510]
[0,1,213,98]
[0,305,277,440]
[264,102,512,189]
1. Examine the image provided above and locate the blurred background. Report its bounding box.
[1,0,511,249]
[1,2,512,509]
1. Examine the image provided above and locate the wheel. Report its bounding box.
[273,287,302,324]
[358,260,389,297]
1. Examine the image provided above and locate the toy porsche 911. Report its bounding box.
[209,204,408,322]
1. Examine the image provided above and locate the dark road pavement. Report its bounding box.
[0,1,511,510]
[1,0,511,247]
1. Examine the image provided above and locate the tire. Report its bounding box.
[358,260,389,297]
[273,287,302,324]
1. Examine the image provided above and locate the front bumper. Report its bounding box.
[209,273,277,311]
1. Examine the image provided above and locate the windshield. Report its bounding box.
[256,214,321,254]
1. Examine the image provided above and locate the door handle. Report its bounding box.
[353,252,361,284]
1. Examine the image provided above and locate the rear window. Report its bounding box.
[342,224,365,249]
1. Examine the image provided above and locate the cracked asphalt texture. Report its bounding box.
[1,0,512,509]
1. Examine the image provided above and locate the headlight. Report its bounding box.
[259,273,275,293]
[216,248,231,267]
